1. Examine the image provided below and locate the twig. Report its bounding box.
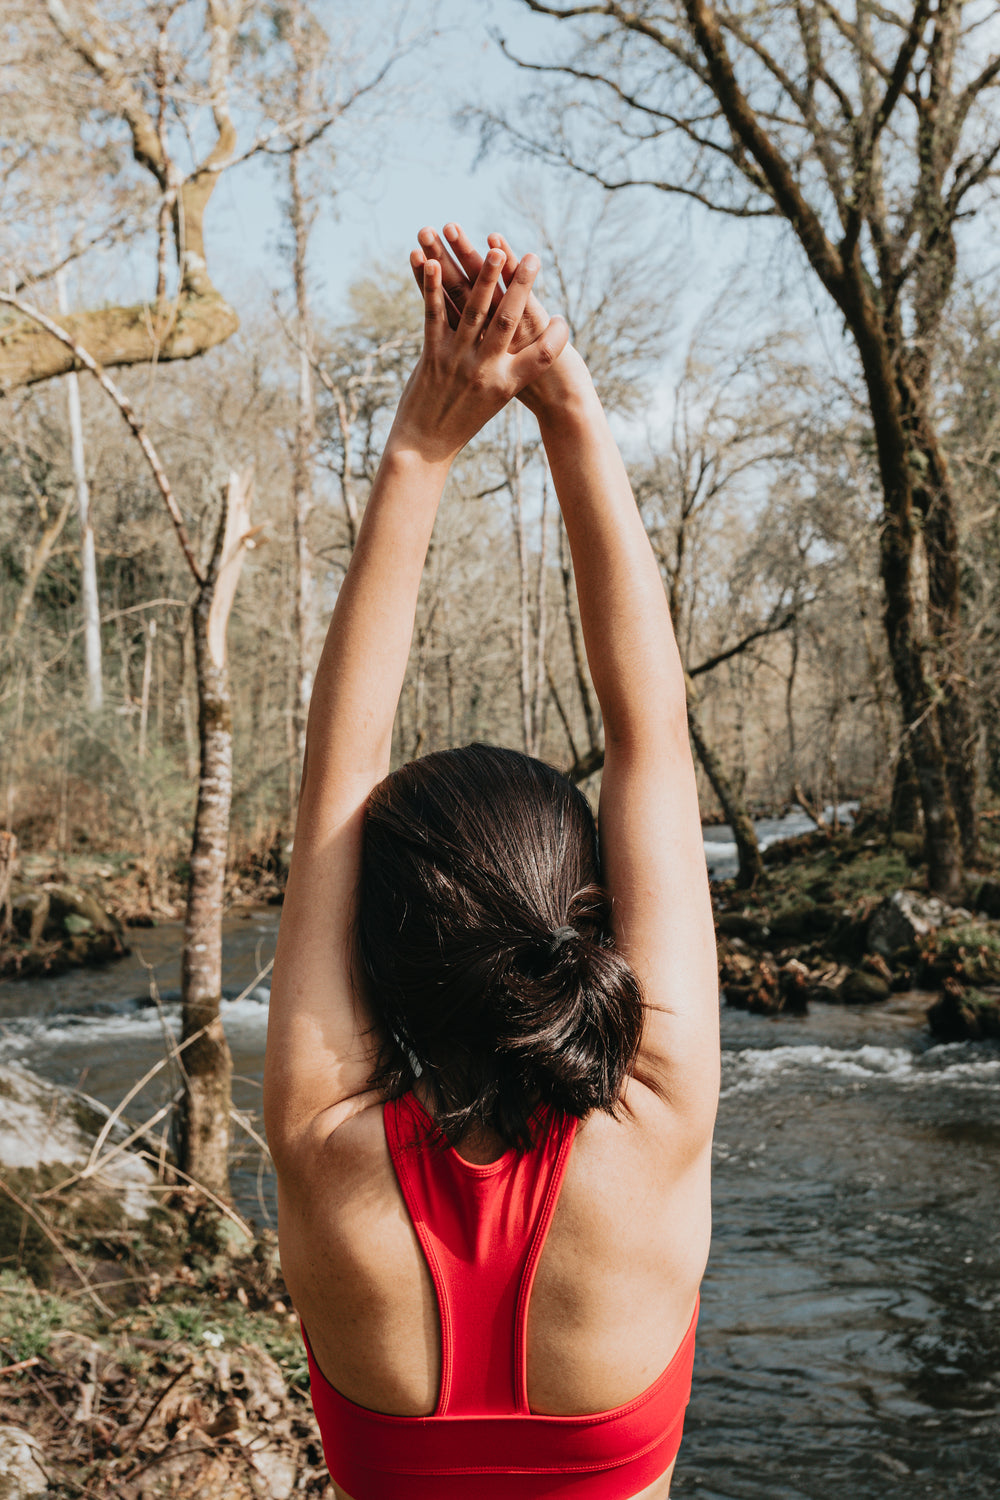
[126,1358,194,1448]
[0,1355,40,1377]
[132,1153,254,1238]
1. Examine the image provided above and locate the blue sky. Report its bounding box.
[204,0,754,337]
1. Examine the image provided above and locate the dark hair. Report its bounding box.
[355,743,644,1149]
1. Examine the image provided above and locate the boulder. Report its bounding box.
[41,884,118,939]
[867,889,969,958]
[0,1063,157,1222]
[968,878,1000,920]
[716,911,769,945]
[839,968,891,1004]
[0,1424,49,1499]
[777,958,810,1014]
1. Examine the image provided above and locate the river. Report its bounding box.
[1,862,998,1495]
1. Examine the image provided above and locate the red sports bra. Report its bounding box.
[301,1093,699,1499]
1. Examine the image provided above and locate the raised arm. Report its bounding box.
[535,354,719,1139]
[263,247,568,1169]
[413,225,719,1143]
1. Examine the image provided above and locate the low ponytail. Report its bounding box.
[356,745,645,1149]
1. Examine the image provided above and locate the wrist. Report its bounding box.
[381,430,457,480]
[520,345,599,427]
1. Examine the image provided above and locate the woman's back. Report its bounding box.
[279,1078,710,1435]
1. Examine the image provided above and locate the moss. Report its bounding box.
[0,1270,85,1362]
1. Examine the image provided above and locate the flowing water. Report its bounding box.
[2,900,998,1496]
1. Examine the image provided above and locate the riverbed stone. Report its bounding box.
[0,1424,50,1499]
[867,889,968,958]
[0,1063,157,1222]
[839,967,891,1004]
[41,883,118,938]
[716,911,769,945]
[927,980,1000,1042]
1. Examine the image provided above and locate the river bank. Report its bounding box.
[1,994,998,1499]
[4,806,1000,1039]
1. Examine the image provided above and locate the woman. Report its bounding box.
[263,224,720,1500]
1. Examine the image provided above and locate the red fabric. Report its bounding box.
[302,1093,699,1499]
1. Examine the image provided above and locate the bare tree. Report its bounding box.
[490,0,1000,894]
[0,290,254,1198]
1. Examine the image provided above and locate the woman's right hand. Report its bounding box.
[411,224,593,424]
[389,245,569,468]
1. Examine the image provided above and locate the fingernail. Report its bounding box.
[444,223,458,240]
[418,227,434,246]
[487,249,504,267]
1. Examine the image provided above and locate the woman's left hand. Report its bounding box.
[388,245,568,468]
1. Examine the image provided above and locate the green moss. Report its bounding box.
[931,924,1000,984]
[0,1270,84,1361]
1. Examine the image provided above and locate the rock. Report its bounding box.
[41,883,118,939]
[839,968,891,1004]
[778,958,810,1014]
[0,1424,50,1499]
[769,903,816,939]
[770,901,838,939]
[867,889,968,958]
[927,980,1000,1042]
[716,911,769,945]
[968,878,1000,920]
[0,1063,158,1222]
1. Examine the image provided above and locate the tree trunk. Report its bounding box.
[686,684,763,888]
[56,266,103,712]
[178,470,253,1202]
[906,407,978,863]
[889,745,922,836]
[288,141,316,778]
[844,281,964,898]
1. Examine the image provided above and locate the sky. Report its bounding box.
[204,0,755,338]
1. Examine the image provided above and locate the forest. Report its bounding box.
[1,2,999,1497]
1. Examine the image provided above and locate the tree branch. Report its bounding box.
[689,608,797,678]
[0,293,203,584]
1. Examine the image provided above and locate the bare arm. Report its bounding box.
[263,248,568,1169]
[415,225,719,1141]
[537,364,720,1138]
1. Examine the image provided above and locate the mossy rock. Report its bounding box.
[927,984,1000,1042]
[967,877,1000,920]
[838,968,891,1004]
[716,911,769,945]
[42,882,118,938]
[925,923,1000,985]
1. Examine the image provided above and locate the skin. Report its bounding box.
[263,228,720,1500]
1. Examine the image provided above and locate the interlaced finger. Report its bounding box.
[410,248,462,330]
[418,256,446,349]
[443,224,505,316]
[417,227,475,316]
[456,249,505,344]
[482,252,541,356]
[486,233,550,351]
